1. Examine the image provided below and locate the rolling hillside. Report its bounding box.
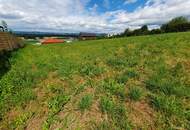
[0,32,190,130]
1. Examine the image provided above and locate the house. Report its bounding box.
[79,32,96,40]
[41,38,64,44]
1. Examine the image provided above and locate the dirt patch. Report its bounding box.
[182,60,190,73]
[48,86,104,130]
[56,100,103,130]
[0,108,21,130]
[127,100,156,130]
[25,107,48,130]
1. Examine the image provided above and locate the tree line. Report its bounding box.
[111,16,190,38]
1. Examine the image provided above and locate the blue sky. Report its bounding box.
[87,0,146,13]
[0,0,190,33]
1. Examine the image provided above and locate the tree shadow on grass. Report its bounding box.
[0,51,11,79]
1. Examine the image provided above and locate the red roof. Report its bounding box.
[42,38,64,44]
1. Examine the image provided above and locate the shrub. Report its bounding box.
[128,87,143,101]
[78,94,93,111]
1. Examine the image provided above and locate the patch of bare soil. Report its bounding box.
[25,107,48,130]
[0,108,21,130]
[1,72,65,130]
[26,72,65,130]
[127,100,156,130]
[55,100,103,130]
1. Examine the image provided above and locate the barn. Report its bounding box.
[79,32,96,40]
[41,38,64,44]
[0,32,23,51]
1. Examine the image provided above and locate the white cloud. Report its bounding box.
[124,0,138,5]
[0,0,190,33]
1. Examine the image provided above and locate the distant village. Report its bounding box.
[15,31,107,45]
[0,21,107,45]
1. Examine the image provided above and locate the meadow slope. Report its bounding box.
[0,32,190,130]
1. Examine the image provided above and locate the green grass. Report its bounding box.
[101,79,126,100]
[0,32,190,129]
[78,94,93,111]
[99,96,115,113]
[128,87,143,101]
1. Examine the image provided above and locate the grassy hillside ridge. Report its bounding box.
[0,32,190,130]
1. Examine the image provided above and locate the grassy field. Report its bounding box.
[0,32,190,130]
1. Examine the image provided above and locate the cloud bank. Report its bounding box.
[0,0,190,33]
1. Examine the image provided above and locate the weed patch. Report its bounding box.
[78,94,93,111]
[48,94,70,114]
[128,87,143,101]
[79,63,104,77]
[107,58,126,69]
[151,95,183,117]
[99,96,115,113]
[116,70,138,84]
[10,112,34,130]
[101,79,126,100]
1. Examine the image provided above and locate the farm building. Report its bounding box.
[0,32,23,51]
[41,38,64,44]
[79,32,96,40]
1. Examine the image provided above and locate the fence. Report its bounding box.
[0,32,23,51]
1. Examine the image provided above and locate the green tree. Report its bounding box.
[161,16,190,32]
[141,25,148,32]
[1,20,8,32]
[168,16,188,25]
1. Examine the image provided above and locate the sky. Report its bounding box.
[0,0,190,33]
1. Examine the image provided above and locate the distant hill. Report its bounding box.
[13,31,106,39]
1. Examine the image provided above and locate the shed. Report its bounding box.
[79,32,96,40]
